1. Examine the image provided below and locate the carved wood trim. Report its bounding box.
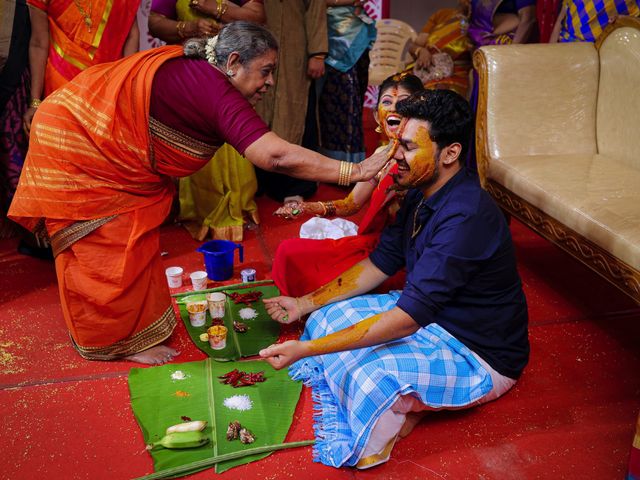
[473,49,490,189]
[487,180,640,305]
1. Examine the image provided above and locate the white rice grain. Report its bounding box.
[171,370,187,380]
[238,307,258,320]
[223,394,253,411]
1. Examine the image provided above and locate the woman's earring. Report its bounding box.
[226,70,234,78]
[375,125,382,133]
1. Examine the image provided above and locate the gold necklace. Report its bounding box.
[73,0,94,32]
[411,199,425,239]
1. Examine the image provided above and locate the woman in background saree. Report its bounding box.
[468,0,537,46]
[549,0,639,43]
[318,1,376,163]
[0,0,30,239]
[149,0,265,242]
[8,23,393,365]
[22,0,140,132]
[403,2,473,97]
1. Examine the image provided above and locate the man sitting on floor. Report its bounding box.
[259,89,529,469]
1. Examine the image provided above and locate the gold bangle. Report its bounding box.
[318,202,328,217]
[345,162,353,185]
[312,54,326,60]
[176,21,186,39]
[220,0,228,17]
[29,98,42,108]
[338,161,352,186]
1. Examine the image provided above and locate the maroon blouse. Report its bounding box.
[150,57,269,155]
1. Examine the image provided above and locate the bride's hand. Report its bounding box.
[273,201,303,220]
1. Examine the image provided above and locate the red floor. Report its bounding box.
[1,189,639,479]
[1,112,639,478]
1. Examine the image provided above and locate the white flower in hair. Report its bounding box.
[205,35,219,65]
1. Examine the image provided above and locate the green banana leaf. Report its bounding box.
[128,358,303,476]
[175,283,280,361]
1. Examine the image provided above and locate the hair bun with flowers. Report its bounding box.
[205,35,219,65]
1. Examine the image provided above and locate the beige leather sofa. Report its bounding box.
[474,17,640,304]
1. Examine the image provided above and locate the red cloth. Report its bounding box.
[272,169,404,297]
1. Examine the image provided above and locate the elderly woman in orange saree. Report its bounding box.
[8,22,394,365]
[403,2,473,97]
[22,0,140,133]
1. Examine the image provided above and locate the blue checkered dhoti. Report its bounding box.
[289,291,493,467]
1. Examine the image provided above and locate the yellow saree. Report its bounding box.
[174,0,259,242]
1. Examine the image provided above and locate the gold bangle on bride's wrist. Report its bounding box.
[29,98,42,109]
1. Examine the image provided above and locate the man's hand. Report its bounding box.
[259,340,307,370]
[263,296,303,324]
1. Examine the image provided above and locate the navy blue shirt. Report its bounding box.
[370,169,529,379]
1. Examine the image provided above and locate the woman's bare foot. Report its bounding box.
[398,411,428,438]
[124,345,180,365]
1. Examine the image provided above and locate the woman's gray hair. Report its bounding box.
[184,21,278,67]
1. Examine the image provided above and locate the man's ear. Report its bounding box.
[441,142,462,166]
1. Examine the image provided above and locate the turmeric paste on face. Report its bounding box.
[307,313,384,354]
[404,125,437,187]
[310,264,365,306]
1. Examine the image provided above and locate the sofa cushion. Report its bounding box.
[597,25,640,171]
[482,43,599,160]
[489,154,640,270]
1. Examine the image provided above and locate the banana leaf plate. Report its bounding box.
[129,358,303,476]
[174,282,280,361]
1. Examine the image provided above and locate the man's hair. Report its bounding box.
[396,89,473,160]
[376,72,424,108]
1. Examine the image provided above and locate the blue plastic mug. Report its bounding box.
[196,240,243,281]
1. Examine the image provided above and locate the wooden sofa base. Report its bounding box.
[486,180,640,305]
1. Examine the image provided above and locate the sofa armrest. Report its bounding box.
[474,43,600,187]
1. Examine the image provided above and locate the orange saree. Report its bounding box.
[28,0,139,96]
[9,46,218,359]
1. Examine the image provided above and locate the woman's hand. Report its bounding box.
[414,47,433,70]
[307,57,325,79]
[23,107,37,136]
[192,18,218,36]
[263,296,304,324]
[353,140,399,182]
[259,340,307,370]
[273,201,304,220]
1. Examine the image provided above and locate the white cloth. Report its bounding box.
[299,217,358,240]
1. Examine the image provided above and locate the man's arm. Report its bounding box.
[260,306,419,370]
[264,258,389,324]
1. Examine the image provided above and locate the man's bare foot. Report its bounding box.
[398,411,428,438]
[124,345,180,365]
